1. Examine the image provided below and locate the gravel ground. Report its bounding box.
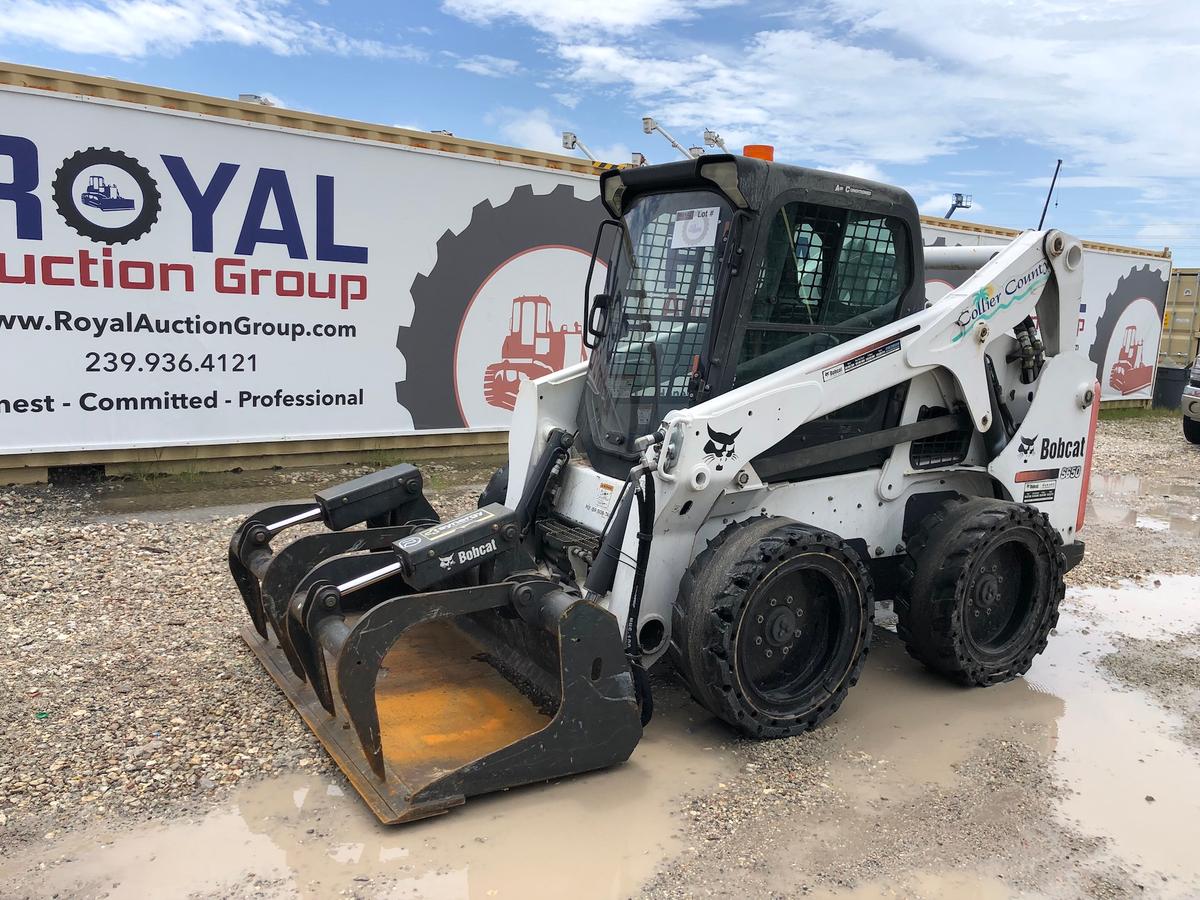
[0,415,1198,899]
[1090,412,1198,480]
[1100,629,1200,750]
[0,457,497,850]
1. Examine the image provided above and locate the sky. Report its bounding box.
[0,0,1196,264]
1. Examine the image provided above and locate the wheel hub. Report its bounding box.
[765,606,798,647]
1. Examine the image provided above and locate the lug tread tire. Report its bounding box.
[896,496,1065,686]
[671,517,873,738]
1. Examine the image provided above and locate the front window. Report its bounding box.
[585,190,735,453]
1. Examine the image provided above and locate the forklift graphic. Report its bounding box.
[483,295,585,411]
[80,175,135,212]
[1108,324,1154,395]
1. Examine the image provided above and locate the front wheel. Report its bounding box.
[671,517,873,738]
[897,497,1065,686]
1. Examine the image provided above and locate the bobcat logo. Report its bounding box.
[1018,434,1037,456]
[703,425,742,471]
[439,554,455,571]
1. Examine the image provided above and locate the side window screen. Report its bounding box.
[736,202,910,387]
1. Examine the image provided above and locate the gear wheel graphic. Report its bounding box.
[1087,264,1168,373]
[52,147,161,245]
[396,183,607,429]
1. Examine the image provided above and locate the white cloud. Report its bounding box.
[0,0,423,59]
[529,0,1197,202]
[592,141,631,164]
[824,161,889,183]
[490,106,564,153]
[442,0,741,37]
[456,53,520,77]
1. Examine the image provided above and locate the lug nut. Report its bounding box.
[754,636,763,645]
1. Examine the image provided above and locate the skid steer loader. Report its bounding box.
[229,154,1096,824]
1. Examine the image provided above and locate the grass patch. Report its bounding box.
[1098,405,1177,421]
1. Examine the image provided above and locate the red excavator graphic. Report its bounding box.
[1108,324,1154,395]
[484,295,585,410]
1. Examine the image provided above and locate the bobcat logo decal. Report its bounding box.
[439,554,455,571]
[1018,434,1037,456]
[703,425,742,471]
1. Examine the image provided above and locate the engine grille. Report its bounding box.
[909,406,972,469]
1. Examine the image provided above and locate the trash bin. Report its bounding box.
[1152,364,1188,409]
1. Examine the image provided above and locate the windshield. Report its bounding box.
[583,190,735,457]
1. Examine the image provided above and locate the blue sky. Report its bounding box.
[1,0,1196,263]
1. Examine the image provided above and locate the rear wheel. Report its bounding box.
[671,517,873,738]
[897,497,1065,686]
[1184,417,1200,444]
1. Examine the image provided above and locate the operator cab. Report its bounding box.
[579,154,927,479]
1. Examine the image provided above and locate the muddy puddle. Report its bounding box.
[4,569,1200,898]
[1087,473,1200,538]
[810,574,1200,898]
[0,682,734,900]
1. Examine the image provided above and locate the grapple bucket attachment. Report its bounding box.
[229,463,438,645]
[243,577,642,823]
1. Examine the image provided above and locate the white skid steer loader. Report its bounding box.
[229,154,1096,824]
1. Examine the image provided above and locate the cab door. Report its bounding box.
[722,196,921,480]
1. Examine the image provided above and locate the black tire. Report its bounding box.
[1184,417,1200,445]
[671,517,873,738]
[897,497,1065,686]
[478,463,509,507]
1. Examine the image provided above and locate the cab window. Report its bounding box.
[735,201,911,386]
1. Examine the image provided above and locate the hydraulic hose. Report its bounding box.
[623,469,655,654]
[625,468,656,727]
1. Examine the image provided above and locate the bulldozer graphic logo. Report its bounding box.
[1018,434,1038,456]
[482,294,585,412]
[704,425,742,471]
[51,147,161,245]
[1087,265,1167,401]
[396,184,611,429]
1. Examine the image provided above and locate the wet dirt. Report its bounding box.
[1086,473,1200,539]
[0,679,734,900]
[11,578,1195,900]
[644,577,1200,899]
[3,429,1199,899]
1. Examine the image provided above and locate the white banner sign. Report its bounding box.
[0,87,606,453]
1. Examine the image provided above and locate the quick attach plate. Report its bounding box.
[393,503,518,590]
